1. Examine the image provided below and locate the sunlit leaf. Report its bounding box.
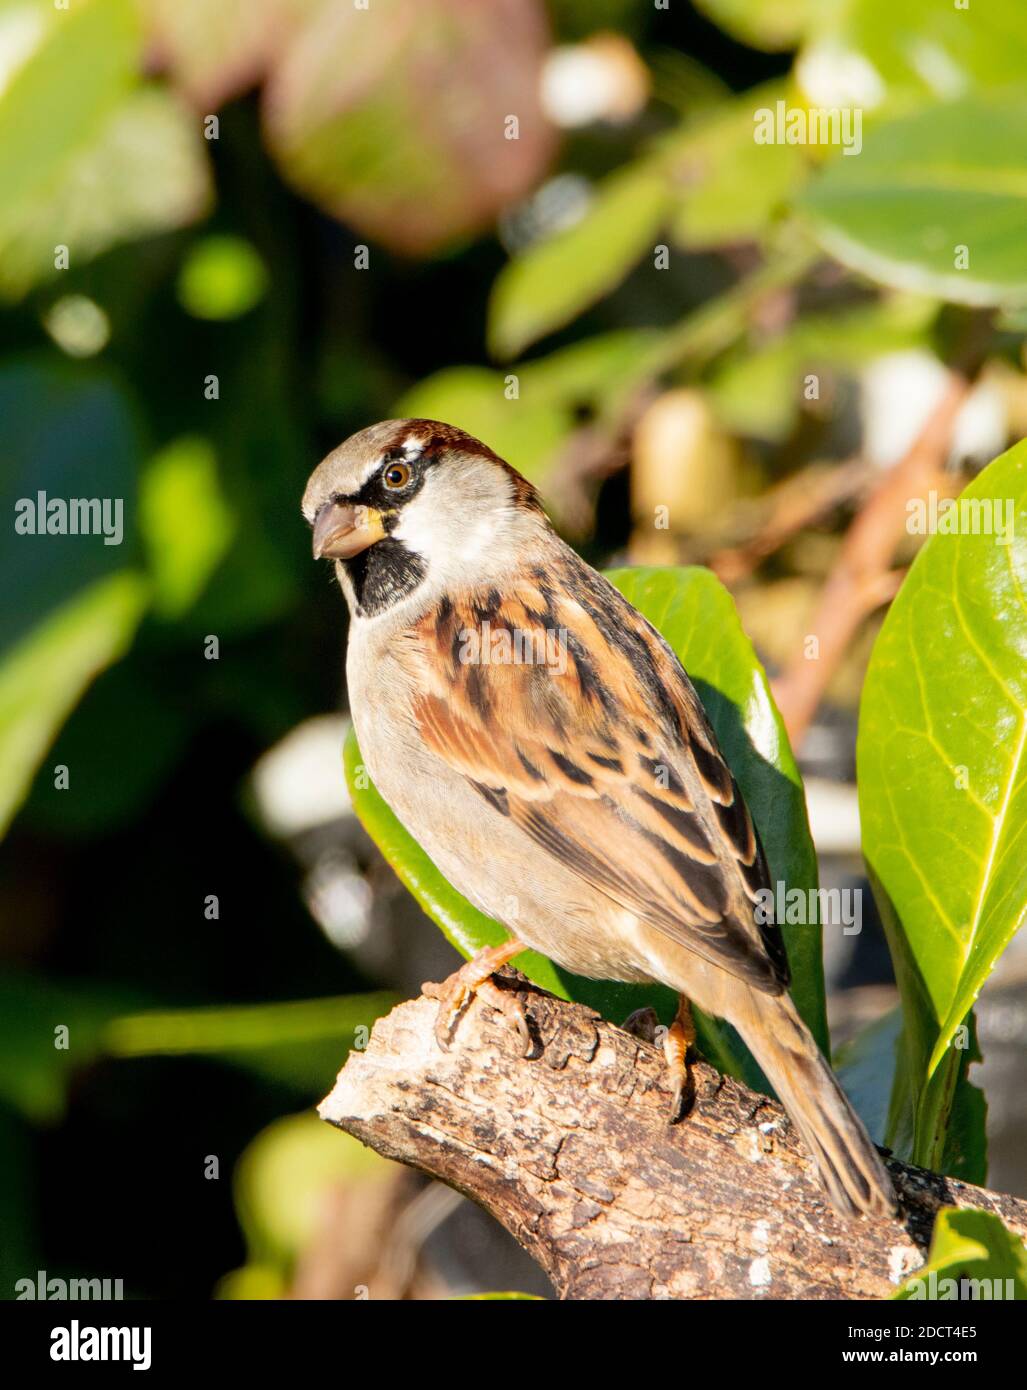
[894,1207,1027,1300]
[0,0,139,241]
[858,441,1027,1174]
[488,162,669,358]
[103,991,398,1093]
[800,91,1027,308]
[608,567,828,1064]
[0,85,211,298]
[798,0,1027,108]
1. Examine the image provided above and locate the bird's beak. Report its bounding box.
[312,501,385,560]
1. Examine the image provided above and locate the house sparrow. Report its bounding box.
[303,419,896,1219]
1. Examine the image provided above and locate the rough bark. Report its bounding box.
[319,972,1027,1300]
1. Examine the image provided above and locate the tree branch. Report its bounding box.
[319,973,1027,1300]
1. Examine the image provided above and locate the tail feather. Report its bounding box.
[736,996,896,1218]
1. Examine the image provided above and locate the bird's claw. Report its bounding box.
[424,946,531,1057]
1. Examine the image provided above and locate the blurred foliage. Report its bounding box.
[1,0,1025,1299]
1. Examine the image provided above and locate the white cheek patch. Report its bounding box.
[391,479,515,580]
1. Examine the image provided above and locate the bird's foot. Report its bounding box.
[424,940,530,1055]
[664,995,697,1125]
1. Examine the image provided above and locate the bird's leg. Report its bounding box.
[664,994,697,1124]
[424,939,530,1055]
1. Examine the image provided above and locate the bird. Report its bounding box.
[303,418,896,1219]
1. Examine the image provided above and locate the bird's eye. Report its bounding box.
[383,461,411,489]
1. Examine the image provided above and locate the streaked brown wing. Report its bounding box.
[408,557,788,995]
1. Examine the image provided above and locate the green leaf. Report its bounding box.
[607,567,828,1066]
[894,1207,1027,1300]
[0,0,139,240]
[833,1005,902,1146]
[346,565,825,1083]
[0,84,211,299]
[262,0,553,257]
[0,970,134,1123]
[665,82,806,250]
[0,571,147,839]
[799,0,1027,107]
[488,163,670,359]
[102,992,398,1094]
[799,91,1027,308]
[139,436,235,617]
[858,441,1027,1174]
[694,0,816,52]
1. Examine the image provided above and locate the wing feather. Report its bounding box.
[407,553,789,994]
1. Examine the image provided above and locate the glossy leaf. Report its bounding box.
[488,162,669,358]
[858,441,1027,1173]
[800,92,1027,308]
[894,1207,1027,1300]
[608,567,828,1058]
[346,565,826,1081]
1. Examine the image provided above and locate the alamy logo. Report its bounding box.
[753,99,862,156]
[14,491,123,545]
[457,619,569,673]
[906,491,1014,544]
[754,883,862,935]
[15,1269,124,1299]
[50,1320,151,1372]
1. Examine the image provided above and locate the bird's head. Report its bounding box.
[302,419,545,618]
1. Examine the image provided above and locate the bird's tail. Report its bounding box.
[734,993,896,1218]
